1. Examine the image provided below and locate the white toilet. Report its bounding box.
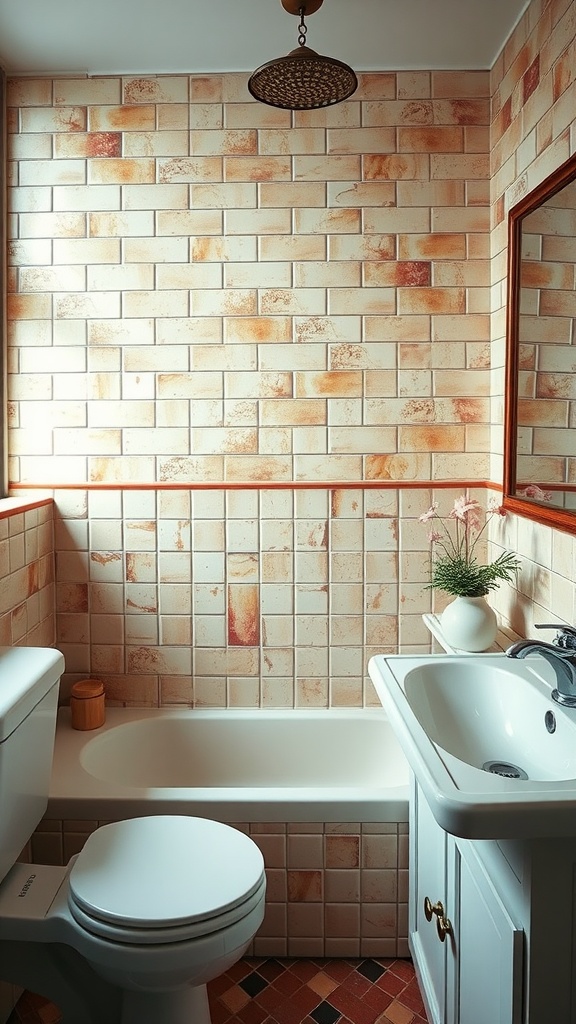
[0,647,266,1024]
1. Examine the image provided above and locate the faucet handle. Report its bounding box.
[535,623,576,650]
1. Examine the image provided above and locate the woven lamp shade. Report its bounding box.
[248,44,357,110]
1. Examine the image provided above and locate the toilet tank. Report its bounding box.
[0,647,65,884]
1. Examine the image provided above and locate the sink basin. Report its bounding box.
[403,659,576,782]
[369,653,576,839]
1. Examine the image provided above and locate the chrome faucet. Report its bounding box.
[506,624,576,707]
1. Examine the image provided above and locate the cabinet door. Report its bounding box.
[410,780,449,1024]
[452,841,523,1024]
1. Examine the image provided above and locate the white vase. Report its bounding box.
[439,595,498,652]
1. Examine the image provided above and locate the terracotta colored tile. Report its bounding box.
[381,1000,415,1024]
[308,972,340,998]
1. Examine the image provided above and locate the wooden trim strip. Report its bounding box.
[10,479,503,492]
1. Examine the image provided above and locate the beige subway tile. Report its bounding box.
[191,235,257,261]
[397,286,465,314]
[225,207,291,233]
[123,290,188,318]
[7,78,53,106]
[190,128,257,155]
[295,208,361,234]
[122,183,189,210]
[88,105,156,131]
[363,154,430,180]
[54,292,121,319]
[224,262,291,289]
[294,155,361,180]
[225,103,291,128]
[88,263,154,291]
[53,237,120,264]
[20,107,87,133]
[157,210,223,235]
[88,320,154,346]
[430,153,489,179]
[20,159,86,187]
[53,184,120,211]
[327,181,396,207]
[397,179,465,206]
[259,128,326,154]
[88,158,155,184]
[224,156,292,181]
[296,262,361,288]
[157,262,222,288]
[54,79,121,105]
[124,131,189,157]
[261,399,324,425]
[89,210,154,236]
[259,181,326,207]
[192,288,256,316]
[259,289,326,315]
[123,77,188,104]
[54,132,121,158]
[157,157,223,182]
[329,287,395,315]
[224,317,291,344]
[190,182,257,208]
[363,207,430,233]
[259,235,326,260]
[19,212,86,238]
[432,71,490,98]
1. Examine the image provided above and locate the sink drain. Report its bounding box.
[482,760,528,780]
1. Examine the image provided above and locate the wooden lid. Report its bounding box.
[71,679,104,699]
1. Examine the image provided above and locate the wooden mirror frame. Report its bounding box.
[503,151,576,535]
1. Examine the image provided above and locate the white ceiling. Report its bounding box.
[0,0,531,78]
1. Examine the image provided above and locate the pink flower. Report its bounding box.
[521,484,553,501]
[419,503,438,523]
[487,496,506,516]
[428,530,443,543]
[449,494,482,532]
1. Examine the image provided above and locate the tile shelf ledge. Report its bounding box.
[422,612,521,655]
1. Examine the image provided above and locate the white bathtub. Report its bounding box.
[48,707,409,823]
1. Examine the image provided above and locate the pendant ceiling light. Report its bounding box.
[248,0,358,111]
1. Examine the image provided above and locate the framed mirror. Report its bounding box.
[504,151,576,534]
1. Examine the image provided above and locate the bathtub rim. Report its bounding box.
[48,706,409,823]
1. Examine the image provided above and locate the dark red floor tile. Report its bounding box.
[289,961,322,982]
[389,958,416,982]
[238,999,273,1024]
[271,971,305,996]
[327,987,381,1024]
[321,960,356,983]
[401,978,427,1013]
[258,959,288,981]
[375,971,406,997]
[361,984,395,1015]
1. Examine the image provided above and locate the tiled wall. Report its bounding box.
[0,500,55,648]
[3,0,576,967]
[489,0,576,638]
[6,68,499,701]
[32,816,409,958]
[516,182,576,491]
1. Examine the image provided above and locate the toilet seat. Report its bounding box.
[68,816,266,944]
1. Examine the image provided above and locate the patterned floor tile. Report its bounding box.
[7,957,429,1024]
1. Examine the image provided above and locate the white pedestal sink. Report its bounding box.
[369,652,576,839]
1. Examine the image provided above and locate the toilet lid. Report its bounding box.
[68,816,265,930]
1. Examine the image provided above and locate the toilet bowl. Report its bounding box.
[0,647,266,1024]
[0,815,266,1024]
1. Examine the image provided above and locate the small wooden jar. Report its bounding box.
[70,679,106,731]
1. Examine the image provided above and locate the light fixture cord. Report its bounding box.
[298,7,307,46]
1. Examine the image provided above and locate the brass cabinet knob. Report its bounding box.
[424,896,452,942]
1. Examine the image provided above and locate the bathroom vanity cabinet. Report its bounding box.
[410,778,576,1023]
